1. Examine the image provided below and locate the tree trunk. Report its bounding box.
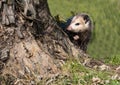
[0,0,88,84]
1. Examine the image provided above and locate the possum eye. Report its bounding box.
[75,23,80,26]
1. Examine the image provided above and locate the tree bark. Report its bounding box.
[0,0,88,84]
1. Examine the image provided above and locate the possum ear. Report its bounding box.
[83,14,90,23]
[83,15,89,20]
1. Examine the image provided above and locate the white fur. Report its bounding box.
[67,17,91,32]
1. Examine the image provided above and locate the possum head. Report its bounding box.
[67,14,92,33]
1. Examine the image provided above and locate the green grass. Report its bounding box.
[48,0,120,64]
[48,60,120,85]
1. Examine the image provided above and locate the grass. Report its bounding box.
[46,60,120,85]
[48,0,120,65]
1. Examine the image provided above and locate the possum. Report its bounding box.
[63,13,93,52]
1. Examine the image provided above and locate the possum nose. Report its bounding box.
[67,26,72,31]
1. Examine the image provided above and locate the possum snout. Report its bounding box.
[67,26,72,31]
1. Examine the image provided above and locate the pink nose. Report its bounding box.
[67,26,72,31]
